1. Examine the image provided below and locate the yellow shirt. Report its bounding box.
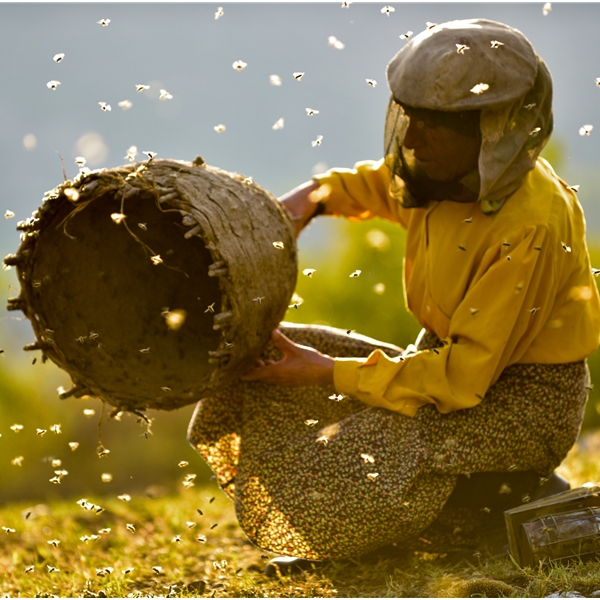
[314,157,600,417]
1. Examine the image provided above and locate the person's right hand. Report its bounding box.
[278,179,323,238]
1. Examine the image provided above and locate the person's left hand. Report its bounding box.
[241,329,334,386]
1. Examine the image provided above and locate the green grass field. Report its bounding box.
[1,429,599,599]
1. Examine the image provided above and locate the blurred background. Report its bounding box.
[1,2,600,503]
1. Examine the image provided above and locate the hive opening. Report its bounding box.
[27,186,223,409]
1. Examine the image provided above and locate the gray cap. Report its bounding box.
[386,19,538,110]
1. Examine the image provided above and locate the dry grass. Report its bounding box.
[1,430,600,598]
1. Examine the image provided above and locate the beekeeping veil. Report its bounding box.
[384,19,553,214]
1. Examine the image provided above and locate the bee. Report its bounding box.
[341,1,351,7]
[269,74,282,86]
[47,539,60,547]
[210,523,218,530]
[305,108,319,116]
[480,506,491,514]
[24,566,35,573]
[346,329,355,335]
[349,269,361,277]
[366,472,379,482]
[470,308,479,316]
[101,473,113,483]
[456,44,469,54]
[561,242,572,252]
[328,36,344,50]
[214,6,224,19]
[304,419,319,426]
[209,497,215,503]
[172,535,181,543]
[214,124,226,133]
[490,40,504,49]
[126,523,136,533]
[329,393,345,401]
[232,60,248,71]
[502,241,511,247]
[529,307,541,315]
[97,18,111,26]
[399,31,413,40]
[2,527,16,534]
[135,84,150,92]
[316,435,329,445]
[293,72,305,81]
[47,565,59,573]
[252,297,265,305]
[529,127,541,136]
[579,124,593,136]
[568,185,580,193]
[475,393,485,401]
[365,79,377,87]
[507,255,512,261]
[143,150,157,159]
[118,100,132,110]
[98,528,111,535]
[122,567,135,575]
[381,5,395,16]
[178,461,189,468]
[150,255,162,265]
[98,102,111,112]
[11,456,24,466]
[458,245,467,251]
[311,135,323,147]
[524,103,536,110]
[118,494,131,502]
[272,117,285,130]
[139,348,150,354]
[197,535,207,543]
[111,212,126,224]
[97,447,110,458]
[426,22,437,29]
[592,268,600,277]
[159,89,173,101]
[470,83,489,95]
[197,509,204,515]
[36,429,47,436]
[542,2,552,16]
[186,521,196,529]
[361,453,375,464]
[10,424,23,433]
[205,302,215,313]
[46,80,61,90]
[303,268,316,277]
[3,210,14,219]
[152,566,162,574]
[272,241,285,249]
[69,442,80,451]
[522,494,531,503]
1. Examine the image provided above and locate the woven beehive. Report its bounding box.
[4,157,297,413]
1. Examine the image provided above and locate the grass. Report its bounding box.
[1,430,600,598]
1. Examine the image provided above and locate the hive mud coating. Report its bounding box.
[5,158,298,412]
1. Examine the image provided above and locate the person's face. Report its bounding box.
[402,111,481,182]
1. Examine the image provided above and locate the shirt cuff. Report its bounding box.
[333,357,364,397]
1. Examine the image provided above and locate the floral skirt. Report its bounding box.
[187,323,590,560]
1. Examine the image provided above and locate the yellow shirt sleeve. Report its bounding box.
[334,224,552,416]
[313,158,409,227]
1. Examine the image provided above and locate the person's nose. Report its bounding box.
[403,118,427,150]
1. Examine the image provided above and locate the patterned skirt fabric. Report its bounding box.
[187,323,590,560]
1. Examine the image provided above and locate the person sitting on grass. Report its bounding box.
[188,18,600,572]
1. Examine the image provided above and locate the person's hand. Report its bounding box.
[279,180,323,238]
[241,329,334,386]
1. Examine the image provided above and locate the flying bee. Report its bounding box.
[214,6,224,19]
[305,108,319,116]
[159,89,173,101]
[458,245,467,251]
[36,429,47,436]
[272,117,284,130]
[579,124,593,136]
[197,535,207,543]
[213,124,226,133]
[490,40,504,49]
[470,308,479,316]
[232,60,248,71]
[293,72,305,81]
[4,210,14,219]
[269,74,282,86]
[69,442,79,451]
[46,80,61,90]
[172,535,181,543]
[456,44,469,54]
[303,268,316,277]
[24,566,35,573]
[47,539,60,547]
[341,1,351,7]
[272,241,285,249]
[178,461,189,468]
[365,79,377,87]
[135,84,150,92]
[399,31,413,40]
[361,453,375,464]
[122,567,134,574]
[381,5,395,16]
[328,36,345,50]
[349,269,361,277]
[568,185,580,193]
[98,528,111,535]
[11,456,24,466]
[592,268,600,277]
[186,521,196,529]
[561,242,572,252]
[47,565,59,573]
[529,307,540,315]
[53,52,65,62]
[126,523,136,533]
[97,18,111,26]
[10,424,23,433]
[316,435,329,445]
[311,135,323,147]
[151,255,162,265]
[470,83,489,95]
[542,2,552,16]
[210,523,218,530]
[98,102,111,112]
[101,473,113,483]
[118,494,131,502]
[139,348,150,353]
[205,302,215,313]
[252,297,265,305]
[366,472,379,482]
[143,150,157,159]
[304,419,319,426]
[118,100,132,110]
[111,212,126,224]
[152,566,162,574]
[329,393,345,401]
[529,127,541,136]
